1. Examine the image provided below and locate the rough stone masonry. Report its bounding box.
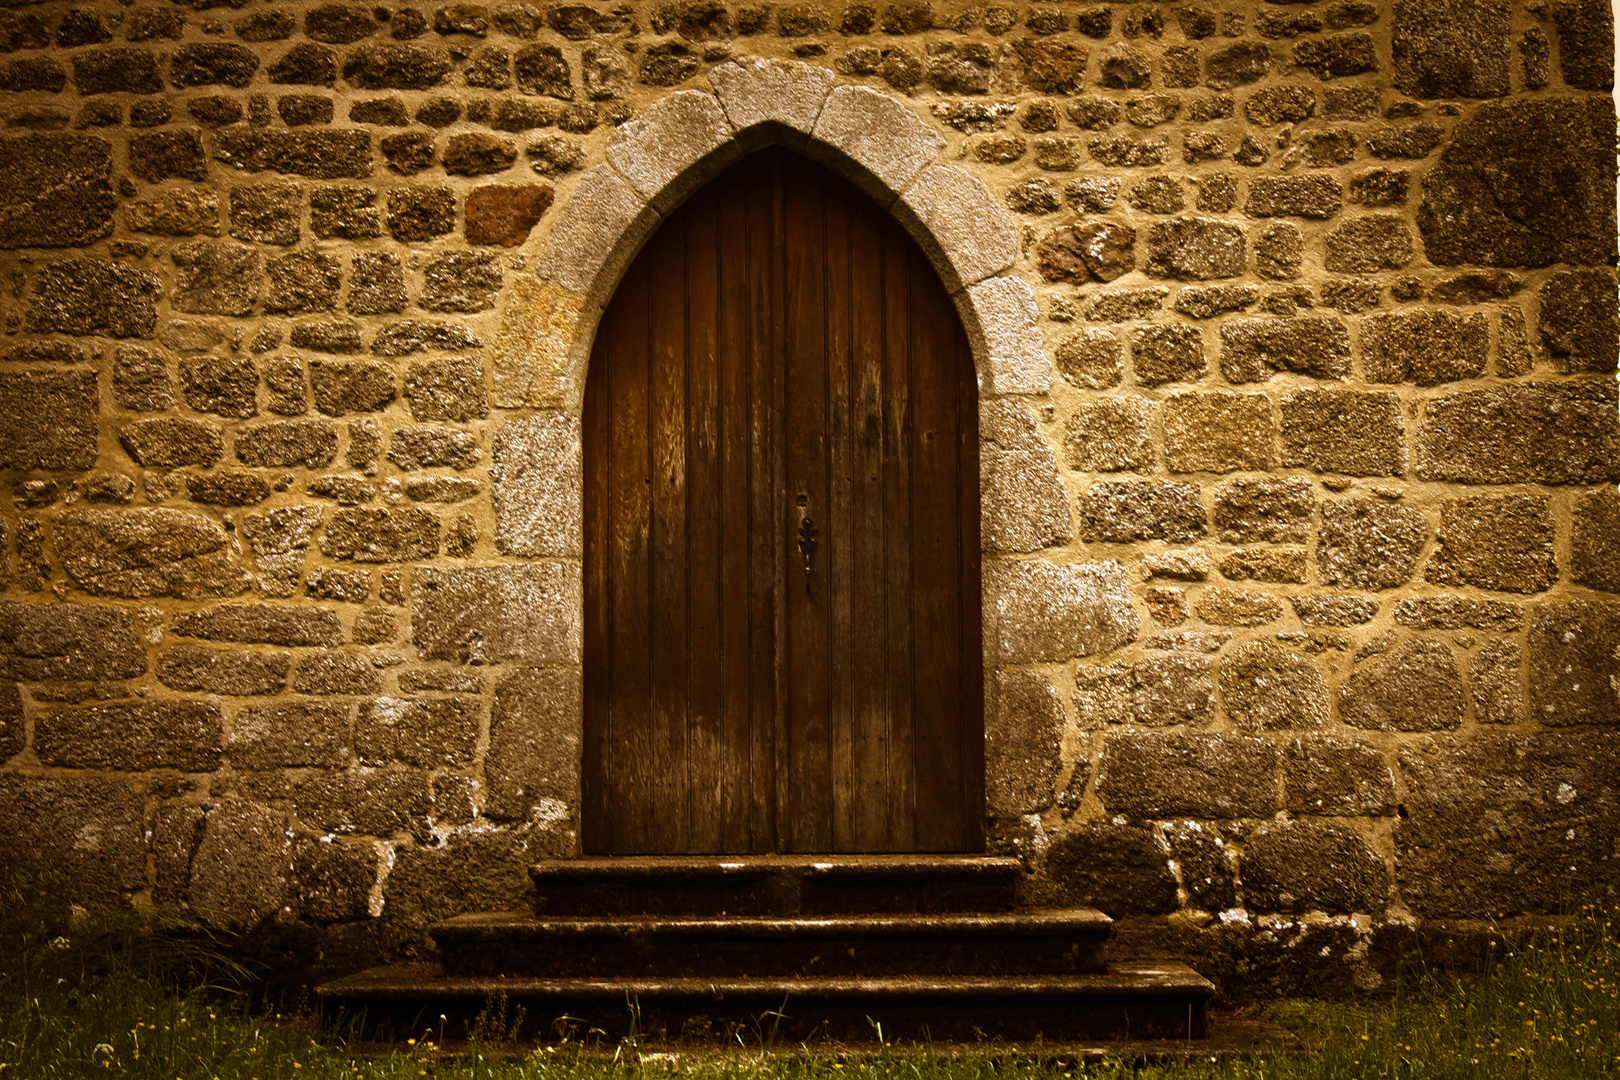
[0,0,1617,998]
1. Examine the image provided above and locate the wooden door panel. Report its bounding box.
[583,147,981,855]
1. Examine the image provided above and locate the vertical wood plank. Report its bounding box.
[879,216,916,852]
[647,211,690,853]
[781,156,832,853]
[824,171,856,852]
[847,193,889,852]
[684,182,725,853]
[956,323,986,851]
[581,328,612,854]
[753,150,785,852]
[604,253,652,853]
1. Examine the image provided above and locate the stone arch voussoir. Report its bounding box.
[492,57,1052,414]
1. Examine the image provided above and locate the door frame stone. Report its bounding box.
[484,58,1076,849]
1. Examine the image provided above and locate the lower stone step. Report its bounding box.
[432,909,1113,978]
[530,855,1023,916]
[315,962,1213,1043]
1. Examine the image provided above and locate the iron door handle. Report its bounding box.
[798,516,818,577]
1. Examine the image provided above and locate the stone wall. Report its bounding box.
[0,0,1616,996]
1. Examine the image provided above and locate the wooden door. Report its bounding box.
[581,147,982,855]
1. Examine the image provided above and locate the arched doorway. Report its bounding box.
[581,147,982,855]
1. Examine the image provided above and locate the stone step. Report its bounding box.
[529,855,1024,916]
[432,909,1113,979]
[315,962,1213,1043]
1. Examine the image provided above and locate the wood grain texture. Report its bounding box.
[583,148,981,854]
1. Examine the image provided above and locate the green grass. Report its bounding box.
[1,907,1616,1080]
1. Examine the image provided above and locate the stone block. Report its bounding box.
[1361,311,1489,385]
[228,182,300,245]
[54,508,250,600]
[181,356,259,418]
[0,775,145,922]
[1553,0,1614,90]
[0,134,116,249]
[1242,820,1385,914]
[383,186,455,240]
[1164,821,1236,912]
[984,559,1137,664]
[1317,498,1427,591]
[1163,392,1275,473]
[484,667,584,819]
[387,427,482,471]
[1078,481,1206,543]
[112,345,173,412]
[293,836,377,923]
[1221,316,1351,383]
[1425,494,1557,595]
[443,132,518,176]
[1396,732,1620,916]
[1206,41,1273,89]
[466,183,552,246]
[1394,599,1522,636]
[1341,639,1465,732]
[36,700,223,771]
[1243,176,1341,218]
[26,258,160,338]
[1254,222,1303,280]
[320,507,441,562]
[0,371,98,471]
[1097,731,1278,818]
[71,48,163,94]
[535,165,650,297]
[981,403,1070,554]
[812,84,944,198]
[1471,638,1525,725]
[421,251,502,312]
[985,670,1062,818]
[309,360,395,416]
[607,90,734,209]
[900,166,1018,288]
[1174,284,1259,320]
[1281,389,1407,477]
[488,413,583,558]
[356,696,479,766]
[710,56,836,134]
[1246,85,1317,126]
[1131,655,1215,727]
[1220,642,1329,730]
[174,603,344,647]
[0,601,146,681]
[234,419,340,469]
[1573,489,1620,593]
[1213,477,1314,544]
[171,242,261,316]
[1415,380,1619,485]
[0,683,19,763]
[1417,98,1616,267]
[1055,328,1122,389]
[1284,736,1396,816]
[294,654,383,695]
[1529,600,1620,725]
[1063,398,1153,472]
[1392,0,1511,98]
[1323,215,1414,272]
[229,701,351,768]
[157,646,289,695]
[1045,825,1177,916]
[189,800,290,931]
[1538,269,1619,374]
[1194,587,1285,626]
[414,564,582,664]
[290,768,432,839]
[965,276,1051,395]
[1142,217,1246,280]
[1130,324,1205,387]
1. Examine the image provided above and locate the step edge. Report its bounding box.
[433,910,1113,938]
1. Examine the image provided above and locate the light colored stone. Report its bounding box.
[981,399,1069,553]
[986,669,1063,817]
[607,90,737,209]
[414,563,582,664]
[899,165,1018,288]
[491,276,587,409]
[533,165,655,298]
[811,84,945,199]
[985,559,1139,664]
[710,56,837,135]
[485,666,583,820]
[492,412,583,558]
[966,276,1051,395]
[188,799,290,931]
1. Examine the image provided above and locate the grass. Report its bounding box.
[0,906,1616,1080]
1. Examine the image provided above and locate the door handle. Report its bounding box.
[798,516,818,577]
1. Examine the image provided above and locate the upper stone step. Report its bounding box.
[433,908,1112,979]
[529,855,1023,916]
